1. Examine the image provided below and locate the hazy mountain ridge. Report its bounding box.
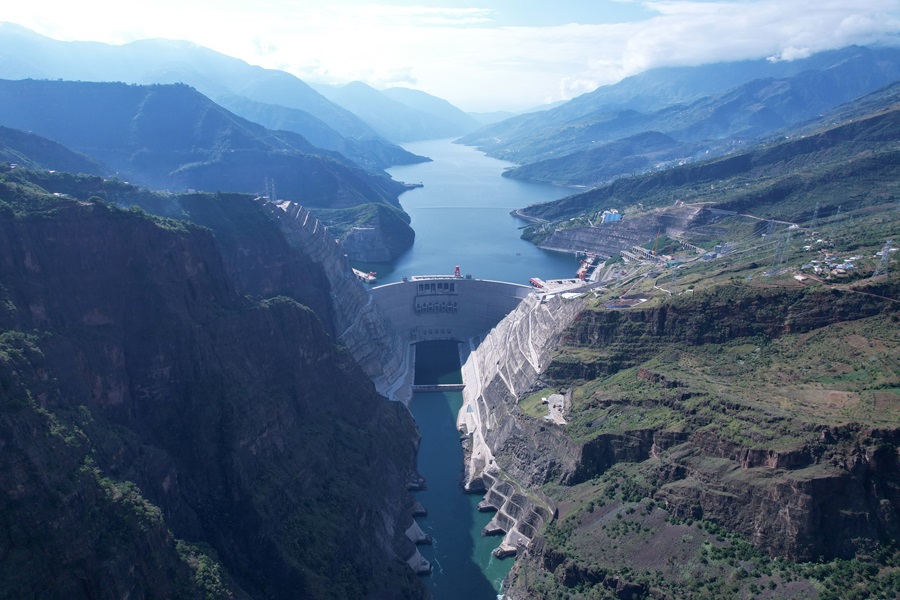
[0,23,425,170]
[0,78,418,259]
[502,130,704,187]
[0,78,408,205]
[460,46,900,186]
[0,125,104,174]
[215,93,429,171]
[516,84,900,229]
[313,81,479,142]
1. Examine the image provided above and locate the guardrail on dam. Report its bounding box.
[371,275,533,343]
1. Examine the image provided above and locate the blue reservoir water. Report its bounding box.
[356,139,577,284]
[370,141,576,598]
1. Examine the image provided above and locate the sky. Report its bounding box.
[5,0,900,112]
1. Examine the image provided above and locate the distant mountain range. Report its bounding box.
[3,22,898,262]
[0,23,431,171]
[0,78,408,206]
[516,81,900,228]
[460,46,900,187]
[312,81,480,142]
[0,78,417,260]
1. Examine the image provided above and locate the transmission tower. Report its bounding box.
[811,200,820,231]
[768,228,792,275]
[264,178,277,202]
[873,239,893,277]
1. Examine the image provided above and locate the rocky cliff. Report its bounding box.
[19,180,412,403]
[0,189,426,598]
[259,200,410,399]
[303,200,417,263]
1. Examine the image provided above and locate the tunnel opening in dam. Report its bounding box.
[413,340,463,386]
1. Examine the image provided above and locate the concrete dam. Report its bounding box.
[371,275,533,344]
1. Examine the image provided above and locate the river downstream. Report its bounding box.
[369,140,574,598]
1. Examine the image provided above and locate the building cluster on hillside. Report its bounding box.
[801,251,864,276]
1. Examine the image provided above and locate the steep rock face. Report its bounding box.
[550,283,900,381]
[458,294,586,555]
[0,197,425,598]
[310,200,417,263]
[534,285,899,559]
[460,279,898,598]
[92,190,410,401]
[0,386,206,600]
[259,200,410,399]
[656,426,900,561]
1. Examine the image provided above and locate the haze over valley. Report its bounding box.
[0,3,899,599]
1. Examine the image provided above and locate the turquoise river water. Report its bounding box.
[367,140,576,598]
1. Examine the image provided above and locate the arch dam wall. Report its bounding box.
[371,276,533,345]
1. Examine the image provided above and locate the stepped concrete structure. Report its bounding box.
[457,293,587,558]
[371,275,533,344]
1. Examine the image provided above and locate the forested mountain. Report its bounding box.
[0,126,104,174]
[0,174,427,599]
[517,82,900,232]
[1,19,898,600]
[472,80,900,600]
[0,79,408,205]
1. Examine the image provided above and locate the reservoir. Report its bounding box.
[378,141,575,598]
[359,138,576,284]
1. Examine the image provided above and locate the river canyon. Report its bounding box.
[376,139,579,598]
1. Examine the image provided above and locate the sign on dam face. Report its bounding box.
[371,275,533,344]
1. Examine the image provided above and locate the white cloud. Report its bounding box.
[4,0,900,111]
[768,47,814,62]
